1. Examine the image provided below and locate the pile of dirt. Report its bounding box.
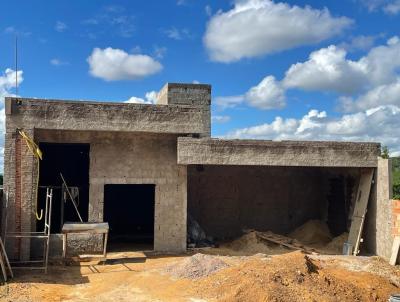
[325,232,349,254]
[163,253,229,279]
[221,231,273,254]
[191,251,399,302]
[289,219,332,245]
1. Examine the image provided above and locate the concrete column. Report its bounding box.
[375,158,393,259]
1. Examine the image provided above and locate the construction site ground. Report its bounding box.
[2,233,400,302]
[2,221,400,302]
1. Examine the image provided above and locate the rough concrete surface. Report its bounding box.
[178,137,381,167]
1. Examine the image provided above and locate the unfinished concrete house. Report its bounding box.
[1,83,395,264]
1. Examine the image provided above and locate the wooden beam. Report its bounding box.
[347,168,374,255]
[390,236,400,265]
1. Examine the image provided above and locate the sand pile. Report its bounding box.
[325,232,349,254]
[191,251,399,302]
[221,231,273,254]
[289,220,332,245]
[163,253,229,279]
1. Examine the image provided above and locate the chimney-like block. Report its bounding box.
[156,83,211,106]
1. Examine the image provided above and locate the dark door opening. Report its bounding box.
[37,143,90,233]
[104,184,155,248]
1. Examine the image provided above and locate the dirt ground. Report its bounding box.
[1,247,400,302]
[2,223,400,302]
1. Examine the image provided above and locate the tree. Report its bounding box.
[381,146,390,159]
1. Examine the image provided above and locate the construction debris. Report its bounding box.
[288,219,332,245]
[163,253,229,279]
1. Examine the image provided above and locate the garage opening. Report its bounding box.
[188,165,360,255]
[37,143,90,233]
[104,184,155,250]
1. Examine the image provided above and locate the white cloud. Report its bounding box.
[217,36,400,112]
[216,76,285,110]
[340,79,400,111]
[203,0,352,63]
[384,0,400,14]
[82,6,135,38]
[226,105,400,154]
[145,91,158,103]
[153,46,167,59]
[360,0,400,14]
[205,5,212,16]
[125,96,151,104]
[55,21,67,32]
[215,95,245,109]
[245,76,286,109]
[0,68,23,105]
[124,90,158,104]
[339,35,378,52]
[212,115,231,123]
[4,26,31,36]
[283,45,368,94]
[163,27,191,40]
[0,68,23,171]
[50,58,69,66]
[87,47,162,81]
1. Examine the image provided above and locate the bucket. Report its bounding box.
[389,294,400,302]
[342,242,353,255]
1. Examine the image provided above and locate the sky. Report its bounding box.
[1,0,400,168]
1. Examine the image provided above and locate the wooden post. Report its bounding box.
[347,168,374,255]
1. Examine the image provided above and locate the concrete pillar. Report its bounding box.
[156,83,211,138]
[375,158,393,259]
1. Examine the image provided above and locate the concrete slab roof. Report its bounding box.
[177,137,381,168]
[5,97,210,135]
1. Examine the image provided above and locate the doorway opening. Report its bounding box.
[37,143,90,233]
[104,184,155,250]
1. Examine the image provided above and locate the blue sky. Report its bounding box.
[1,0,400,158]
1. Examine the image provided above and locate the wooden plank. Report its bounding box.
[62,222,109,234]
[256,232,317,254]
[390,236,400,265]
[347,168,374,255]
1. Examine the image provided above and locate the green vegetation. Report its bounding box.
[381,146,390,159]
[393,157,400,199]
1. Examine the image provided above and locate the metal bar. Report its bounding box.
[13,266,45,270]
[7,232,46,235]
[45,188,53,274]
[10,260,45,264]
[6,235,49,238]
[60,173,83,222]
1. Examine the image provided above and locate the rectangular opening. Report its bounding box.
[188,165,360,254]
[37,143,90,233]
[104,184,155,250]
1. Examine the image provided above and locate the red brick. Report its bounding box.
[393,200,400,209]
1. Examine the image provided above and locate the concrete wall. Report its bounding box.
[33,130,187,256]
[365,158,393,259]
[178,138,380,168]
[188,165,359,239]
[3,83,211,259]
[5,96,210,136]
[156,83,211,137]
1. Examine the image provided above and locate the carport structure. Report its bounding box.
[178,138,393,258]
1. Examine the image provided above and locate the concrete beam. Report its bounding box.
[5,97,209,135]
[177,138,380,167]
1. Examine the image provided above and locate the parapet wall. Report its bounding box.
[178,138,381,167]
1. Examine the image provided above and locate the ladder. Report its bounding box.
[5,188,53,273]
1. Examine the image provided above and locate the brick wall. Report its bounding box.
[14,133,22,258]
